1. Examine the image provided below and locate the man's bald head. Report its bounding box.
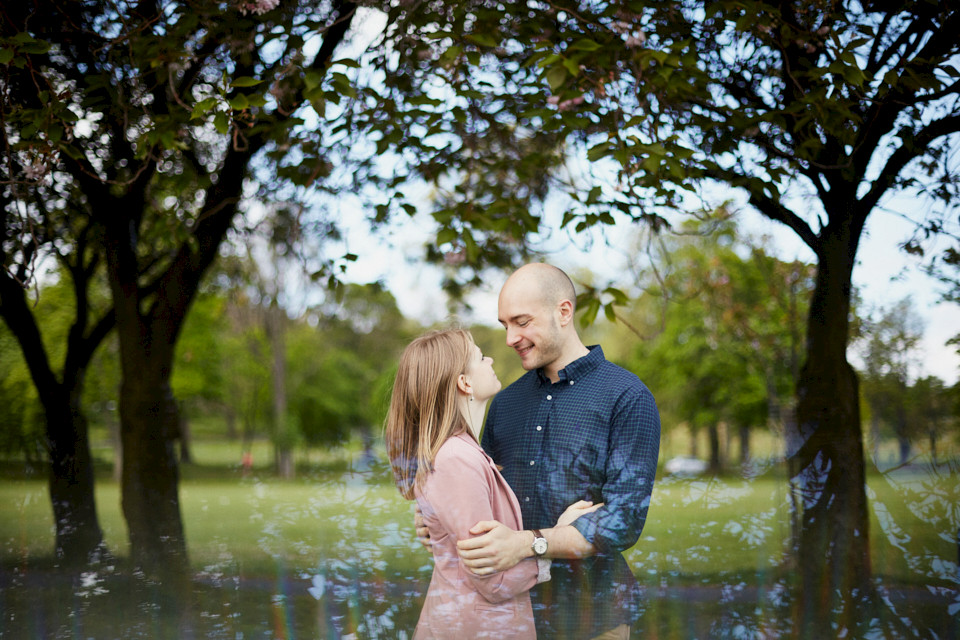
[502,263,577,312]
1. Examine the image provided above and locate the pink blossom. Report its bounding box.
[237,0,278,15]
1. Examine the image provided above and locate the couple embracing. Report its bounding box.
[385,263,661,639]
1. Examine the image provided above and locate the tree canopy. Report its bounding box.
[374,2,960,635]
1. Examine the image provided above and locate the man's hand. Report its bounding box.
[414,505,432,550]
[456,520,530,575]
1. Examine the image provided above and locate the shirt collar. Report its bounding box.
[536,345,605,385]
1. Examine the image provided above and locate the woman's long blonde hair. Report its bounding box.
[385,329,474,500]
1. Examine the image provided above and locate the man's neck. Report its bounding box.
[543,343,591,383]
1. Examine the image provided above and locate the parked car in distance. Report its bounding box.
[664,456,708,476]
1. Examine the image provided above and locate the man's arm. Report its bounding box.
[567,379,661,554]
[457,501,602,574]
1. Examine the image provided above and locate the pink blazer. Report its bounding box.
[413,432,538,640]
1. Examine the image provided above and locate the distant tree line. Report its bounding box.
[4,217,955,480]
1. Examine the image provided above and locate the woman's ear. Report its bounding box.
[457,373,472,396]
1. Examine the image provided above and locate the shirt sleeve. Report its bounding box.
[570,381,661,553]
[421,442,539,603]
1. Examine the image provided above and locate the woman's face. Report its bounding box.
[465,344,501,402]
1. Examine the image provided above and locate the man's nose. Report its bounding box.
[505,328,520,346]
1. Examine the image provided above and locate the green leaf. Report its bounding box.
[229,94,249,110]
[246,93,267,107]
[570,39,602,52]
[436,227,457,246]
[0,48,13,65]
[466,33,498,48]
[546,66,567,92]
[59,143,84,160]
[586,143,609,162]
[231,76,262,88]
[214,112,230,134]
[305,70,324,90]
[580,298,600,328]
[191,97,218,119]
[330,72,356,98]
[603,287,629,305]
[440,45,462,66]
[19,40,50,55]
[463,230,478,262]
[331,58,361,69]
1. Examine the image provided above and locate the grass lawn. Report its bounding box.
[1,441,957,638]
[3,448,955,580]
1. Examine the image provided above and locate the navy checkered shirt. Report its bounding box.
[482,345,661,637]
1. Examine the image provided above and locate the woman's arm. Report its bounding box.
[421,440,539,603]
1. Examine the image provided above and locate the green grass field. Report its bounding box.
[1,440,957,638]
[3,450,955,582]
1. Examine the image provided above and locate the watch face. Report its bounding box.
[533,538,548,555]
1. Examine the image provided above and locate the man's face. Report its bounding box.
[497,284,563,372]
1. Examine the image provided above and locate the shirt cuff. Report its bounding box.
[535,557,551,583]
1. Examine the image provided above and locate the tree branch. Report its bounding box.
[0,267,60,406]
[705,166,821,254]
[860,113,960,214]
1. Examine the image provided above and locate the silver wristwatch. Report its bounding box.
[531,529,548,556]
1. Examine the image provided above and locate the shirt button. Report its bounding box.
[569,380,575,385]
[536,425,542,431]
[524,496,530,502]
[529,460,535,466]
[546,394,553,400]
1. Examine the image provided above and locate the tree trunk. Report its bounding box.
[738,424,751,466]
[46,387,105,568]
[225,405,238,439]
[895,406,910,465]
[101,196,192,596]
[267,301,294,479]
[707,423,721,472]
[119,374,189,586]
[0,269,106,569]
[789,224,873,638]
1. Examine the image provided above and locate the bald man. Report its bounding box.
[457,263,661,639]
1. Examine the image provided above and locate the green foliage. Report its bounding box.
[611,214,814,464]
[379,1,960,273]
[168,277,411,450]
[0,324,43,458]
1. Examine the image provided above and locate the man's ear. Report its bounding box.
[556,298,575,327]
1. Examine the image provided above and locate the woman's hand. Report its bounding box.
[556,500,603,527]
[414,505,432,549]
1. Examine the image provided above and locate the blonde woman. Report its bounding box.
[386,329,597,639]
